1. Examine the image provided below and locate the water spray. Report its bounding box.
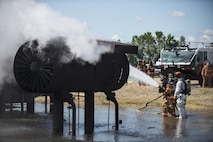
[129,65,159,87]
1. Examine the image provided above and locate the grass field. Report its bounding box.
[35,77,213,112]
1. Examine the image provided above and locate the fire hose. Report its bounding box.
[136,94,164,111]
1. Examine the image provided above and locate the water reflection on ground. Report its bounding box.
[0,104,213,142]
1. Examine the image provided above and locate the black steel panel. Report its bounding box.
[13,39,137,93]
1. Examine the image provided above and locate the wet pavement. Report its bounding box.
[0,103,213,142]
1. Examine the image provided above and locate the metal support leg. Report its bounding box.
[66,93,76,136]
[71,101,76,136]
[21,90,24,112]
[114,100,119,130]
[50,95,53,114]
[45,95,48,113]
[27,94,34,114]
[105,91,119,130]
[85,92,94,134]
[53,92,64,135]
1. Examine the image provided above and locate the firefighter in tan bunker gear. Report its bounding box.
[137,60,148,86]
[162,84,176,117]
[148,63,155,78]
[201,61,212,87]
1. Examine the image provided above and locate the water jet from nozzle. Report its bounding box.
[129,65,159,87]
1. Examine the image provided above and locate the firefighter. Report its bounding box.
[141,60,148,73]
[162,83,176,117]
[174,71,187,119]
[201,61,212,87]
[137,60,141,69]
[160,75,168,89]
[137,60,148,86]
[148,62,155,78]
[168,73,176,85]
[197,60,204,86]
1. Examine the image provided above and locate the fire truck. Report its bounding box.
[159,42,213,85]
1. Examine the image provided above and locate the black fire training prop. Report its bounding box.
[136,94,164,112]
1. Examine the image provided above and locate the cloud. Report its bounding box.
[170,11,186,17]
[186,29,213,44]
[200,29,213,42]
[202,29,213,36]
[134,15,142,21]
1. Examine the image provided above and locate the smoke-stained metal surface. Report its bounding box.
[14,38,137,93]
[14,40,53,93]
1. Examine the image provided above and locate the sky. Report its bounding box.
[35,0,213,43]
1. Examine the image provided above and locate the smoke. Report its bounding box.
[0,0,111,90]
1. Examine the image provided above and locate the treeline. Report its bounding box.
[127,31,186,66]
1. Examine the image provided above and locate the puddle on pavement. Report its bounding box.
[0,103,213,142]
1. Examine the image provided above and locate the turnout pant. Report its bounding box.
[176,101,187,118]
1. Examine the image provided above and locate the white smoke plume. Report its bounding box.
[0,0,111,90]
